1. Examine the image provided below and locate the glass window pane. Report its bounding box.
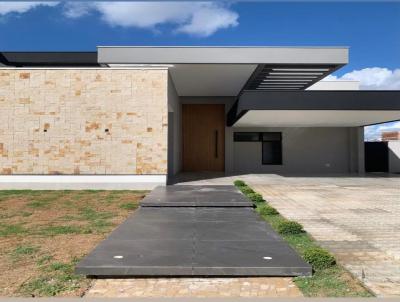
[262,141,282,165]
[234,132,260,142]
[261,132,281,141]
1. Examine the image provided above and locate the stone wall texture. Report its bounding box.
[0,69,168,175]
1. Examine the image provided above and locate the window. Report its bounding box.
[233,132,260,142]
[262,132,282,165]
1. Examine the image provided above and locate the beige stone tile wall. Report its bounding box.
[0,69,168,175]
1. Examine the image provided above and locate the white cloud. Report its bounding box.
[0,2,58,16]
[63,2,239,37]
[326,67,400,90]
[174,3,238,37]
[63,2,92,18]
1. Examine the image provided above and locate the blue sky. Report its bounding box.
[1,1,399,139]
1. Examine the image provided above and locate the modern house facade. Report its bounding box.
[1,47,399,189]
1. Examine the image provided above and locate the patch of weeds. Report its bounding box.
[91,219,113,229]
[19,276,66,297]
[21,211,33,217]
[0,223,27,236]
[76,207,115,233]
[0,213,14,219]
[294,266,373,297]
[38,225,81,236]
[104,192,118,203]
[48,262,74,273]
[62,200,74,208]
[27,200,51,209]
[11,245,39,257]
[120,202,139,210]
[20,257,85,297]
[79,207,113,221]
[0,190,33,197]
[58,214,79,222]
[11,245,39,262]
[37,255,54,266]
[82,190,103,194]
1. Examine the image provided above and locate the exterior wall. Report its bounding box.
[388,141,400,173]
[0,68,168,175]
[167,74,181,176]
[176,96,365,175]
[230,127,358,174]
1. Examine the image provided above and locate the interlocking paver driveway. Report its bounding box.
[174,173,400,297]
[250,175,400,297]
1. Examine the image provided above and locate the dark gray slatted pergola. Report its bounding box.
[243,64,341,91]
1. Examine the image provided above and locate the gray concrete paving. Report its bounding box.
[76,185,311,277]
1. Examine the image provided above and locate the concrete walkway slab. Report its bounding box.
[76,185,311,277]
[141,185,252,207]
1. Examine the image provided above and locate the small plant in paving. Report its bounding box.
[257,204,279,216]
[239,186,254,195]
[277,220,304,235]
[304,247,336,270]
[246,192,265,204]
[234,180,246,187]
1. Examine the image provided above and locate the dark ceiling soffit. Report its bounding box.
[227,90,400,126]
[0,52,99,67]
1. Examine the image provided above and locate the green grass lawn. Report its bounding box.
[235,181,373,298]
[0,190,146,297]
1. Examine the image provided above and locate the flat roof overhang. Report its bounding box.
[228,91,400,127]
[98,46,348,65]
[98,46,348,96]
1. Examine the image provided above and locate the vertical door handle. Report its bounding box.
[215,130,218,158]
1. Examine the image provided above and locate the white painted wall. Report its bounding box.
[388,141,400,173]
[0,175,166,190]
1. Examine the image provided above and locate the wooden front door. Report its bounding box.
[182,104,225,172]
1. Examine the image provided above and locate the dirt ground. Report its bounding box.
[0,190,146,297]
